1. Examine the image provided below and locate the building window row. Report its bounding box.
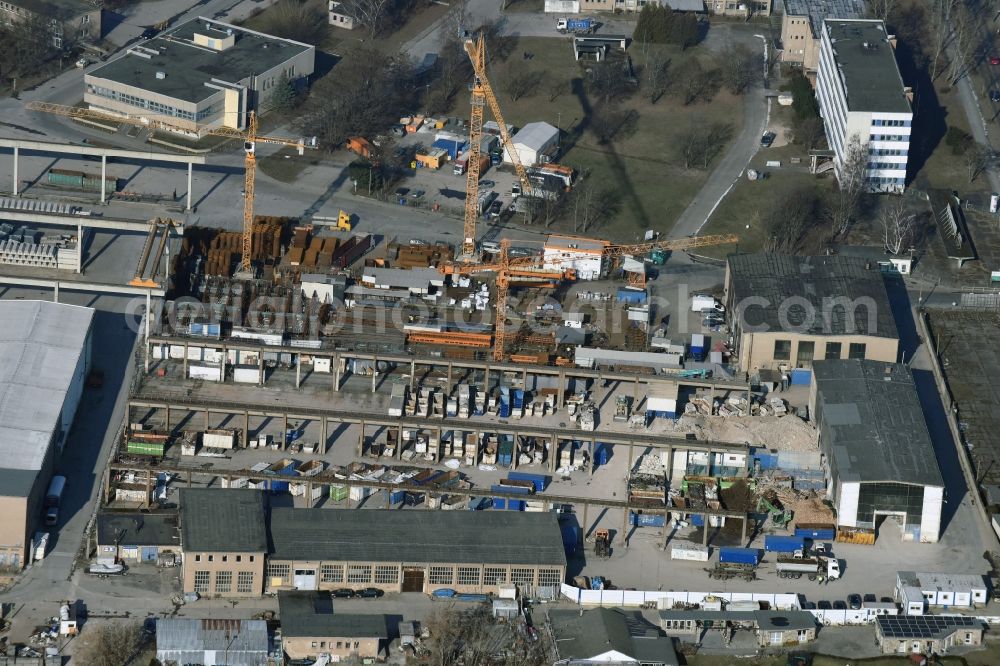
[267,563,291,583]
[867,162,905,171]
[773,340,866,362]
[457,566,481,586]
[237,571,255,593]
[429,566,454,585]
[215,570,232,593]
[321,564,344,583]
[374,565,399,584]
[484,566,507,586]
[194,570,210,592]
[870,134,908,142]
[347,564,372,584]
[872,119,909,127]
[538,568,563,586]
[86,85,218,122]
[870,148,907,157]
[866,176,905,187]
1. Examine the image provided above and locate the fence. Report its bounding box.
[559,584,799,610]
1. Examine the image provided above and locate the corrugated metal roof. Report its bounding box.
[0,301,93,496]
[156,618,269,666]
[268,509,566,566]
[512,122,558,151]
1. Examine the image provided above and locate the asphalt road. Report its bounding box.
[668,25,771,239]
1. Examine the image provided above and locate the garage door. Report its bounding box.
[293,569,317,590]
[402,568,424,592]
[141,547,158,562]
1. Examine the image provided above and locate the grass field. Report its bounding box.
[444,36,744,242]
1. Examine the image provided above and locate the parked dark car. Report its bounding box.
[848,594,863,610]
[863,594,877,604]
[331,588,355,598]
[359,587,384,598]
[817,600,832,610]
[140,27,158,39]
[991,91,1000,103]
[760,131,776,147]
[832,600,847,610]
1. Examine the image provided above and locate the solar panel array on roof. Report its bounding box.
[877,615,978,639]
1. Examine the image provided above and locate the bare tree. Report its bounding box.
[830,135,868,236]
[546,75,570,102]
[74,622,143,666]
[868,0,898,21]
[965,145,996,183]
[947,3,978,85]
[762,185,820,253]
[676,122,733,169]
[643,47,670,104]
[499,60,542,101]
[258,0,329,44]
[338,0,394,38]
[927,0,959,81]
[879,200,915,254]
[675,58,721,105]
[567,180,622,232]
[718,43,757,95]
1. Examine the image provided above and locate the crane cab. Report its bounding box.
[244,140,255,155]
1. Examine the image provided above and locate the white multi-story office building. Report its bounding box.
[816,19,912,193]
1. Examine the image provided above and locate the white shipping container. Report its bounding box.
[671,544,709,562]
[349,486,372,501]
[691,295,716,312]
[646,397,677,413]
[290,483,325,500]
[314,358,331,373]
[222,477,248,488]
[202,430,235,449]
[189,365,222,381]
[233,366,260,384]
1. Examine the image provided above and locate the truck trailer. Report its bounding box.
[776,556,841,581]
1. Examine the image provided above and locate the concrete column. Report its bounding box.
[165,404,171,432]
[204,409,210,430]
[258,354,264,386]
[662,509,670,550]
[357,420,365,456]
[741,515,748,545]
[144,291,150,341]
[558,371,565,408]
[144,339,150,374]
[666,446,675,490]
[446,363,453,390]
[622,508,629,548]
[702,516,709,546]
[187,471,192,488]
[512,433,519,470]
[626,443,634,477]
[484,365,490,392]
[320,418,328,455]
[186,162,193,211]
[102,466,110,505]
[333,354,341,392]
[410,359,416,391]
[581,502,589,546]
[282,413,288,451]
[77,223,83,274]
[307,481,314,507]
[12,145,18,196]
[434,427,442,463]
[371,356,378,393]
[549,437,557,472]
[183,343,189,377]
[295,355,301,388]
[145,472,152,507]
[521,368,527,388]
[396,424,403,459]
[100,155,107,204]
[53,282,59,303]
[634,378,639,404]
[589,438,596,477]
[243,412,249,448]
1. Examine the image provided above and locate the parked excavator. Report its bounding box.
[757,494,793,529]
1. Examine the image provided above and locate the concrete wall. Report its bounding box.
[283,635,381,661]
[0,496,28,571]
[781,14,817,69]
[737,330,898,372]
[182,550,265,597]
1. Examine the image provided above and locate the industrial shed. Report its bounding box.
[0,301,94,571]
[96,511,180,565]
[155,618,270,665]
[504,121,559,166]
[279,591,389,662]
[266,508,566,595]
[810,360,944,543]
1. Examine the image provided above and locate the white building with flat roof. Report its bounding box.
[816,19,912,193]
[895,572,988,614]
[543,235,609,280]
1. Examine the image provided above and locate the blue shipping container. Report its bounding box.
[491,484,531,496]
[616,287,647,304]
[498,454,512,467]
[595,444,609,466]
[690,514,705,527]
[493,497,506,510]
[794,526,836,540]
[719,547,761,565]
[790,368,812,385]
[506,499,525,511]
[630,512,666,527]
[764,535,805,553]
[431,138,464,160]
[507,472,549,492]
[561,524,579,553]
[389,490,406,504]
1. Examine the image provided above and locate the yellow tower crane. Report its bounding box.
[25,102,314,274]
[460,34,532,259]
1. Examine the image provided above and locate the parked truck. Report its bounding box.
[776,556,841,581]
[453,152,489,176]
[706,562,757,581]
[45,476,67,508]
[556,17,595,33]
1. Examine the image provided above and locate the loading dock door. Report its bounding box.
[293,569,318,590]
[141,546,158,562]
[402,568,425,592]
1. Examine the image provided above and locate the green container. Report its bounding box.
[329,484,348,502]
[127,440,165,456]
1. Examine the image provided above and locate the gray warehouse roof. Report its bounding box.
[156,619,268,666]
[549,608,679,665]
[97,511,179,547]
[87,18,314,105]
[824,20,911,113]
[278,592,389,638]
[513,122,559,150]
[658,609,817,632]
[268,508,566,567]
[179,489,267,552]
[813,360,943,486]
[783,0,865,37]
[727,254,897,339]
[0,301,94,498]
